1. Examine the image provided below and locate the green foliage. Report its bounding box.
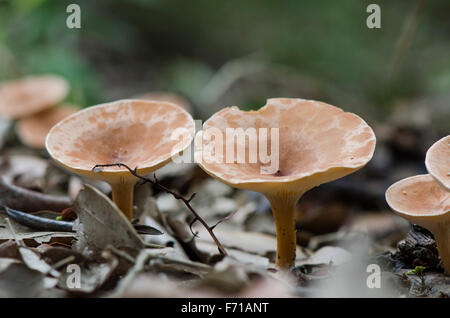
[407,266,426,276]
[1,0,449,120]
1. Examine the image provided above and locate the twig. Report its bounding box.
[51,255,76,271]
[107,245,136,264]
[4,217,25,247]
[92,163,228,257]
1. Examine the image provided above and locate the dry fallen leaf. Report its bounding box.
[73,184,145,255]
[57,252,119,294]
[0,263,49,297]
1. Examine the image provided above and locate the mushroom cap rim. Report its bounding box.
[0,75,69,118]
[385,174,450,218]
[195,97,376,187]
[424,135,450,191]
[45,99,195,174]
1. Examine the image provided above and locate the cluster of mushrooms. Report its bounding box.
[45,97,376,269]
[0,75,78,148]
[386,136,450,274]
[0,74,448,273]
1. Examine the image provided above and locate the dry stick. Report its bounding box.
[92,163,228,257]
[4,217,25,247]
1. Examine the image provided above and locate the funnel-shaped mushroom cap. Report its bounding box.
[386,174,450,227]
[46,99,195,182]
[0,75,69,119]
[425,135,450,191]
[16,105,78,148]
[195,98,376,195]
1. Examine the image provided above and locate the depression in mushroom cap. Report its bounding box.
[46,99,195,174]
[0,75,69,119]
[46,99,196,220]
[195,98,376,190]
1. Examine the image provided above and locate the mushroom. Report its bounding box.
[425,135,450,191]
[16,105,78,148]
[0,75,69,119]
[385,174,450,273]
[194,98,376,268]
[134,91,192,113]
[46,99,195,220]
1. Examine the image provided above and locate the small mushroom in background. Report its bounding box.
[425,135,450,191]
[45,99,195,220]
[194,98,376,268]
[385,174,450,274]
[16,105,78,148]
[0,75,69,119]
[134,91,192,114]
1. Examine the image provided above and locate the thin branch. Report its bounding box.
[210,209,238,231]
[92,163,228,256]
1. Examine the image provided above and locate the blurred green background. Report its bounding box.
[0,0,449,129]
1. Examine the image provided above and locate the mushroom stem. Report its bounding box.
[433,225,450,274]
[266,192,300,269]
[110,179,136,220]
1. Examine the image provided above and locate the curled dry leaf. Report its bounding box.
[73,184,145,255]
[5,206,74,232]
[0,177,72,212]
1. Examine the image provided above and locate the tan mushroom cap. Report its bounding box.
[46,99,195,182]
[16,105,78,148]
[386,174,449,228]
[134,91,192,113]
[195,98,376,195]
[0,75,69,119]
[425,135,450,191]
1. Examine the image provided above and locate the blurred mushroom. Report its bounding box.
[195,98,376,268]
[16,105,78,148]
[425,135,450,191]
[134,91,192,113]
[46,99,195,220]
[0,75,68,119]
[386,174,450,274]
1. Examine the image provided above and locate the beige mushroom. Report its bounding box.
[0,75,69,119]
[134,92,192,113]
[195,98,376,268]
[386,174,450,274]
[16,105,78,148]
[425,135,450,191]
[46,99,195,220]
